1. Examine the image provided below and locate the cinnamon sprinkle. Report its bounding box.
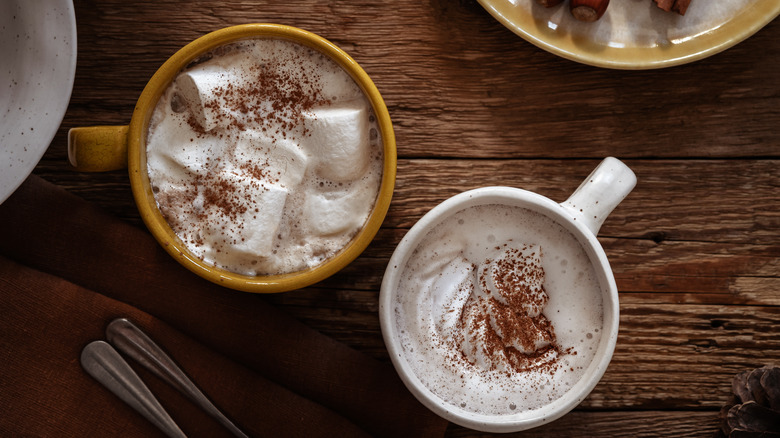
[163,42,333,257]
[456,245,567,375]
[184,50,329,143]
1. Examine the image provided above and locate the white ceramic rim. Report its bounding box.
[379,186,620,432]
[0,0,77,204]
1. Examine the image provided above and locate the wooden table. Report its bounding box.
[33,1,779,436]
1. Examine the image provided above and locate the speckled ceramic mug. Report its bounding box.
[68,24,396,293]
[379,157,635,432]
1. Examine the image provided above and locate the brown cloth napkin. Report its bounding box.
[0,175,448,438]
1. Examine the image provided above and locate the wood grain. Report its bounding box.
[25,0,780,436]
[54,1,780,159]
[446,411,721,437]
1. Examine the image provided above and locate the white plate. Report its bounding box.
[478,0,780,69]
[0,0,77,203]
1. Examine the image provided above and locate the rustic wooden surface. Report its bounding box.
[30,0,780,436]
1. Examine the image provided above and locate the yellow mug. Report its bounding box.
[68,24,396,293]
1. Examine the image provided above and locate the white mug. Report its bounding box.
[379,157,636,432]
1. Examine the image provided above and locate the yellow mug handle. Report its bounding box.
[68,126,130,172]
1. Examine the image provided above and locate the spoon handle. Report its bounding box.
[81,341,187,438]
[106,318,249,438]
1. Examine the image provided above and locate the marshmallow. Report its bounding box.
[175,65,242,132]
[302,101,371,182]
[146,107,230,186]
[315,69,366,102]
[201,163,289,262]
[234,130,308,189]
[303,186,375,236]
[485,302,555,355]
[148,132,223,183]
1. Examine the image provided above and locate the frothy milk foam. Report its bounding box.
[394,204,604,415]
[146,38,383,275]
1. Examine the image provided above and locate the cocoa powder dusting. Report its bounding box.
[160,43,333,258]
[456,246,565,376]
[202,177,247,222]
[183,50,328,142]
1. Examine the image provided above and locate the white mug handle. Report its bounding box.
[561,157,636,236]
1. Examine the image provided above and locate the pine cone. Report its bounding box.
[717,366,780,437]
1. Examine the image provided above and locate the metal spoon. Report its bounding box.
[105,318,249,438]
[81,340,187,438]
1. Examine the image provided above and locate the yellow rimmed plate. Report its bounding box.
[477,0,780,69]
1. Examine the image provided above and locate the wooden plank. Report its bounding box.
[386,159,780,244]
[445,410,721,437]
[59,0,780,158]
[595,304,780,409]
[38,159,780,244]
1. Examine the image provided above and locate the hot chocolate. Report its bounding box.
[145,38,383,276]
[392,203,604,416]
